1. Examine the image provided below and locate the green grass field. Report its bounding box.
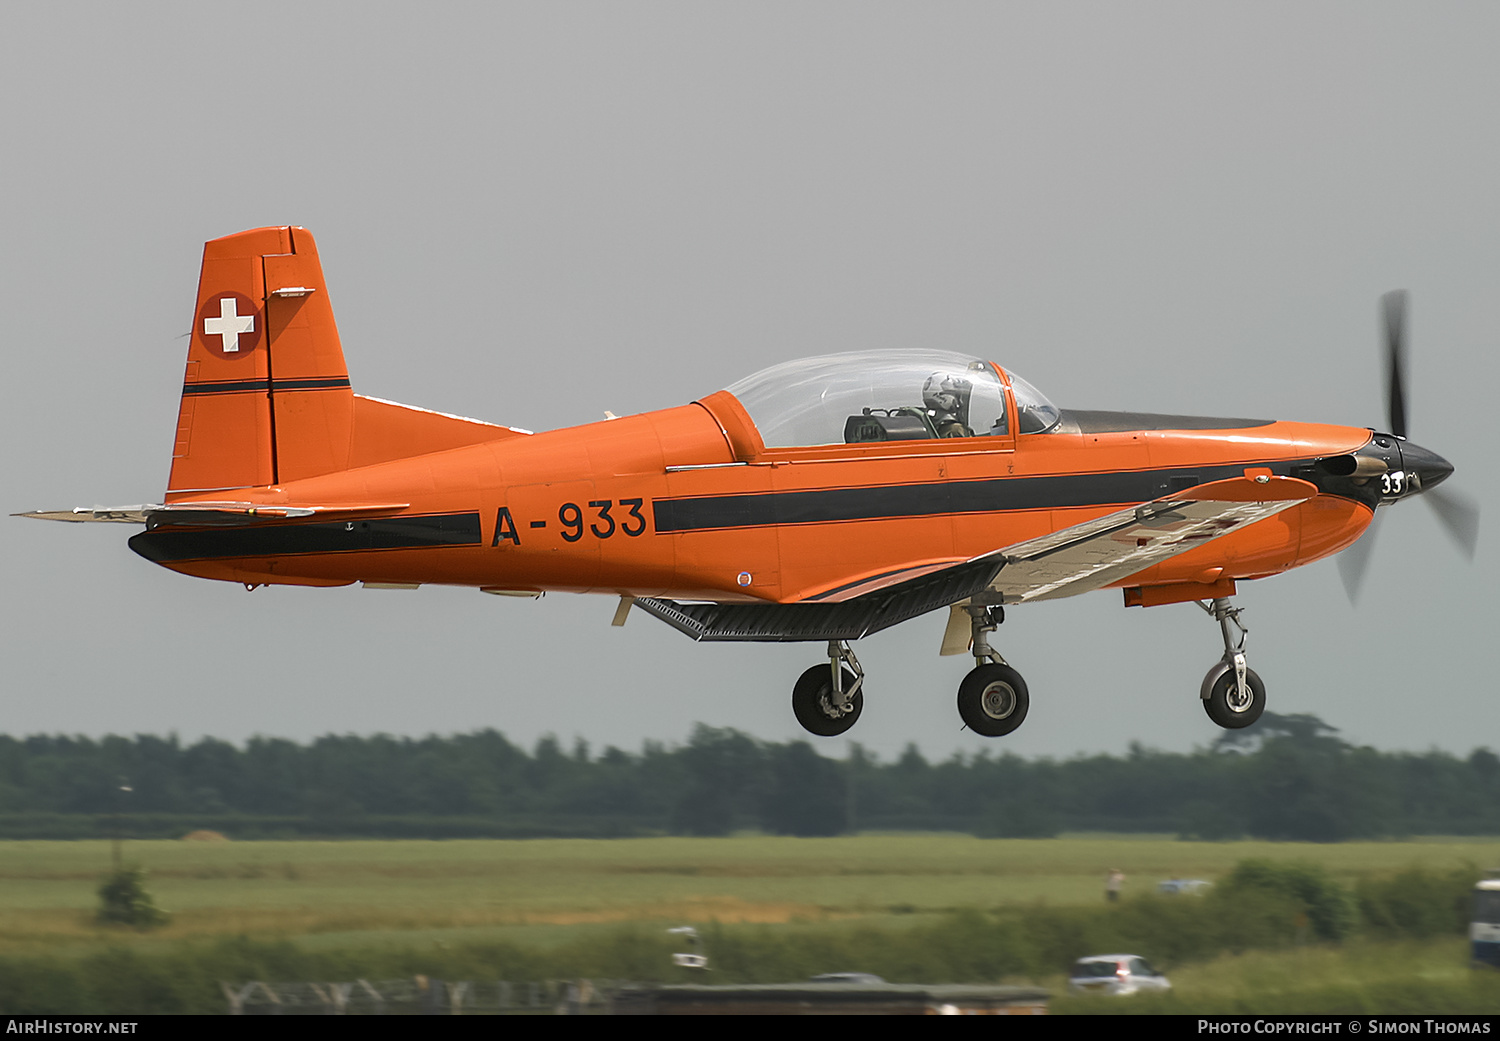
[3,833,1495,956]
[3,834,1500,1013]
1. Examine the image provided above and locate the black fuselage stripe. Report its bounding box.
[182,377,352,395]
[128,461,1332,563]
[128,512,482,563]
[652,462,1300,533]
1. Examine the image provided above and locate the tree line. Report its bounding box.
[0,713,1496,840]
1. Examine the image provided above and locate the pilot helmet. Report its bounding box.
[922,372,972,422]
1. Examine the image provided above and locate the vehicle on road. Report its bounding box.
[1067,954,1171,997]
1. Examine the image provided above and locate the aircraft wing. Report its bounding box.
[982,473,1317,603]
[16,502,410,525]
[634,472,1315,644]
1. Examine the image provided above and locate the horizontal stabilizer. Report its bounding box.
[16,507,156,524]
[17,501,410,526]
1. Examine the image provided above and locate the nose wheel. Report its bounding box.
[1203,664,1265,728]
[1197,597,1266,729]
[791,641,864,736]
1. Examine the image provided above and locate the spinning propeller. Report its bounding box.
[1336,291,1479,600]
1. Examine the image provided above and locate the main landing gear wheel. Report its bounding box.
[953,601,1030,737]
[957,663,1030,737]
[792,665,862,737]
[1203,665,1265,729]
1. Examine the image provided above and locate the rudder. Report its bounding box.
[167,226,354,496]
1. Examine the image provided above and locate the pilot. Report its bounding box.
[923,373,973,437]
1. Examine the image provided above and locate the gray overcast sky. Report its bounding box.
[3,2,1495,762]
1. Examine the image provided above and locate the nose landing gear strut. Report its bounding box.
[1197,597,1265,729]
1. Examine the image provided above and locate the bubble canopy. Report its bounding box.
[722,350,1059,448]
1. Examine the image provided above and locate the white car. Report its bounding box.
[1157,878,1212,895]
[1067,954,1171,996]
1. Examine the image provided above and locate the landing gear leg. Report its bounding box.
[791,640,864,736]
[957,603,1029,736]
[1197,597,1265,729]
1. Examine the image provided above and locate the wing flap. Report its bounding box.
[637,558,1002,643]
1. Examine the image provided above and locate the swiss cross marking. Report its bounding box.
[204,297,255,352]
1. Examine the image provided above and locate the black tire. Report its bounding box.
[1203,666,1265,729]
[791,664,863,737]
[957,663,1029,737]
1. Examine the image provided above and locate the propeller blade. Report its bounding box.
[1337,510,1383,603]
[1382,290,1408,438]
[1338,292,1472,602]
[1425,486,1479,560]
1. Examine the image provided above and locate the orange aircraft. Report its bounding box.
[21,227,1476,738]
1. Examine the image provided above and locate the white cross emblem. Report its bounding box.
[203,297,255,352]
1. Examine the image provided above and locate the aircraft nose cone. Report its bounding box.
[1400,440,1454,494]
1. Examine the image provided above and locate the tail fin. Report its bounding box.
[167,226,353,495]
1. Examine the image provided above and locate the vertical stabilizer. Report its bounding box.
[167,227,354,495]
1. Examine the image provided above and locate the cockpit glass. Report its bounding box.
[1009,371,1061,434]
[724,350,1015,448]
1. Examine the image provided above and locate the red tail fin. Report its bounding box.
[167,226,353,495]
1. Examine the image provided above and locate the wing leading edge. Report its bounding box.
[985,472,1317,604]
